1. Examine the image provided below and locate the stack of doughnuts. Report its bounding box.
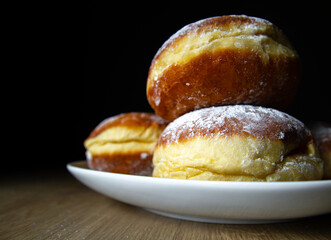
[85,15,329,180]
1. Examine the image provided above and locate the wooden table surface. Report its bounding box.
[1,169,330,240]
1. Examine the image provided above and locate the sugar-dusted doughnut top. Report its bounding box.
[157,105,310,148]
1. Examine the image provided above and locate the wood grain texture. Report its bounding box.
[0,170,330,240]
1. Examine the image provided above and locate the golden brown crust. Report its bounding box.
[87,112,168,139]
[148,49,300,121]
[87,152,153,176]
[147,15,301,121]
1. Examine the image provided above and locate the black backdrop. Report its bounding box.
[10,4,330,172]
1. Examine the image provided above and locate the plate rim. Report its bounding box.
[67,160,331,223]
[67,160,331,186]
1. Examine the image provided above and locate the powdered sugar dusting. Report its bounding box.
[158,105,309,146]
[152,15,279,63]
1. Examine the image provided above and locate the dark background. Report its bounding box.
[9,4,330,172]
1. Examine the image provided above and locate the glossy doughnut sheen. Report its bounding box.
[147,15,301,121]
[152,106,323,181]
[84,113,168,176]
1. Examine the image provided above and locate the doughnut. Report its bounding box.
[152,105,323,181]
[147,15,301,121]
[310,122,331,179]
[84,112,168,176]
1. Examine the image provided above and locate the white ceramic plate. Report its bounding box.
[67,161,331,224]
